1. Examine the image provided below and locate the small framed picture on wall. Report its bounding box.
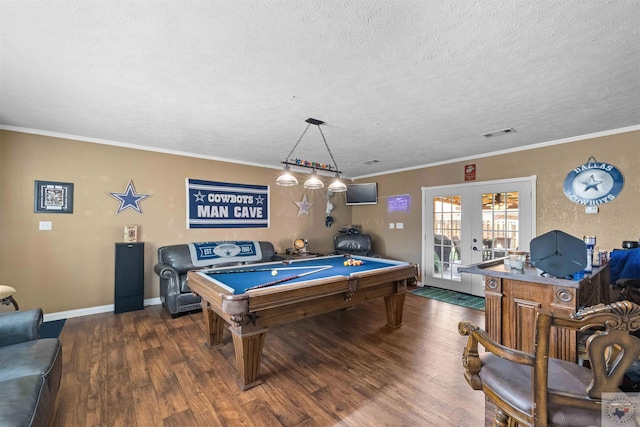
[124,225,138,242]
[34,180,74,213]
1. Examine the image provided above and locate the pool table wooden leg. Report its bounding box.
[384,291,406,328]
[230,327,267,390]
[201,300,226,348]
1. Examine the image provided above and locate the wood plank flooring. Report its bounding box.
[49,292,487,426]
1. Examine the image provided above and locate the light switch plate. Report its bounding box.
[396,222,404,229]
[585,206,599,214]
[39,221,52,230]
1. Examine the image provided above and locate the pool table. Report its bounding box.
[186,254,418,390]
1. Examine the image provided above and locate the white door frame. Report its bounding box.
[421,175,537,295]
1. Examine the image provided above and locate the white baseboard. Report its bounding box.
[43,297,162,322]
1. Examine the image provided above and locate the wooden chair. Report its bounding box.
[458,300,640,427]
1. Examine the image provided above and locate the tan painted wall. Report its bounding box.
[2,129,638,315]
[354,130,640,267]
[0,130,352,314]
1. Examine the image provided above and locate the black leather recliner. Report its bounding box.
[332,233,379,257]
[154,241,282,317]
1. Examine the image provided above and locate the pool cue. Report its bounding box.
[245,265,333,291]
[206,265,325,274]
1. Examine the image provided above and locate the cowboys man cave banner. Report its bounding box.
[186,178,269,228]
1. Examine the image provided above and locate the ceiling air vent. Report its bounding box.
[362,159,380,166]
[481,128,517,138]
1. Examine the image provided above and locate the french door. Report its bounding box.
[422,176,536,296]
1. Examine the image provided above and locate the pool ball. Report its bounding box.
[271,269,278,276]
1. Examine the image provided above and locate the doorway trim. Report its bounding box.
[420,175,537,291]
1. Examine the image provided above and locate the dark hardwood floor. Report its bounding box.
[50,292,487,426]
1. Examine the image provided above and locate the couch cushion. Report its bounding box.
[176,292,202,312]
[0,339,61,383]
[179,274,192,293]
[0,375,53,427]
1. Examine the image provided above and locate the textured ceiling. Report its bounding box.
[1,1,639,178]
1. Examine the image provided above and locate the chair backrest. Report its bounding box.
[333,233,373,256]
[535,301,640,422]
[459,300,640,426]
[561,302,639,390]
[157,241,277,274]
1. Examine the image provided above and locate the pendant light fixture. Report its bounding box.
[275,165,298,186]
[276,118,347,192]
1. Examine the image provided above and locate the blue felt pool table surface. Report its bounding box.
[197,255,409,294]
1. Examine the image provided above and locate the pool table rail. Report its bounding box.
[189,263,417,324]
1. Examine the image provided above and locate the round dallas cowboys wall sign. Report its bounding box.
[563,158,624,205]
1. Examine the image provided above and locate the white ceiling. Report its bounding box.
[1,1,639,178]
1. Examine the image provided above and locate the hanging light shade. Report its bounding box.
[327,174,347,192]
[276,118,346,189]
[275,165,298,186]
[303,170,324,189]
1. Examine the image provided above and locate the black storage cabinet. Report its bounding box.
[114,242,145,314]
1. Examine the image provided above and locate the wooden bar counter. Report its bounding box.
[459,259,610,363]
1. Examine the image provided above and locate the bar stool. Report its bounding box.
[0,285,19,310]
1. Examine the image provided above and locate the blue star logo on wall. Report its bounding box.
[581,174,603,191]
[108,180,151,214]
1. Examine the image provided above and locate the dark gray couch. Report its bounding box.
[154,241,282,317]
[0,308,62,427]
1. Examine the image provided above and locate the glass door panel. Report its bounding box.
[481,192,520,261]
[432,196,462,282]
[422,177,535,297]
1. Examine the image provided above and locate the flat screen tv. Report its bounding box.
[346,183,378,205]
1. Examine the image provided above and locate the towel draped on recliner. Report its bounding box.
[187,241,263,267]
